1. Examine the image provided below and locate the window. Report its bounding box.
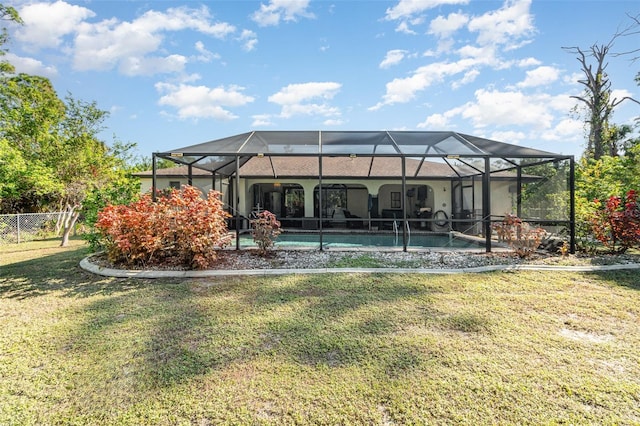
[169,181,181,189]
[390,191,401,208]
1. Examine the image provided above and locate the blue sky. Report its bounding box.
[4,0,640,158]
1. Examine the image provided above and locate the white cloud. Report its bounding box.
[516,65,560,88]
[385,0,468,33]
[540,118,583,141]
[251,0,315,27]
[280,103,341,119]
[384,0,469,21]
[426,89,575,133]
[451,69,479,89]
[548,93,580,113]
[324,119,344,126]
[252,114,274,127]
[457,44,494,60]
[268,82,341,118]
[611,89,635,104]
[488,130,526,144]
[125,6,236,38]
[239,29,258,52]
[4,53,58,77]
[373,1,540,111]
[417,113,450,129]
[467,0,535,49]
[15,1,95,49]
[461,89,554,129]
[395,21,417,35]
[370,58,480,110]
[120,54,188,76]
[70,5,235,75]
[269,82,340,105]
[156,82,255,120]
[193,41,219,63]
[517,57,542,67]
[563,72,583,85]
[428,12,469,38]
[419,89,583,144]
[380,50,409,69]
[179,73,204,84]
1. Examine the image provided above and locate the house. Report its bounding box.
[137,131,575,251]
[136,157,535,233]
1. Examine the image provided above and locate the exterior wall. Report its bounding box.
[471,180,515,220]
[140,176,517,227]
[138,176,229,200]
[243,178,448,218]
[490,180,515,218]
[377,183,442,215]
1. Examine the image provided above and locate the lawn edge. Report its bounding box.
[79,256,640,279]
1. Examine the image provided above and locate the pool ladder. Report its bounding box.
[392,220,411,241]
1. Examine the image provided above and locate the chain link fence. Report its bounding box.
[0,212,66,244]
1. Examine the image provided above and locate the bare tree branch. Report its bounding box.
[611,13,640,61]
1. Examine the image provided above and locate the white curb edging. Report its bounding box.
[79,256,640,279]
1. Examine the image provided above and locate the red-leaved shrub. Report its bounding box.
[590,190,640,253]
[492,213,546,258]
[250,210,281,255]
[95,185,231,269]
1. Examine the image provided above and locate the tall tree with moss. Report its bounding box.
[564,14,640,160]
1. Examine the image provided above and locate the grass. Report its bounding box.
[326,253,427,269]
[1,239,639,425]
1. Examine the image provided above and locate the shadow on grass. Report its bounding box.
[0,246,148,299]
[64,279,214,391]
[0,243,484,394]
[60,272,455,392]
[234,273,449,374]
[589,270,640,291]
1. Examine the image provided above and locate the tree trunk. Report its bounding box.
[55,211,64,236]
[60,205,80,247]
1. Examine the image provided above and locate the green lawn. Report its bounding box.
[1,239,639,425]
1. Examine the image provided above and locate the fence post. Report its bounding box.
[16,213,20,244]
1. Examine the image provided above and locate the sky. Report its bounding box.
[4,0,640,159]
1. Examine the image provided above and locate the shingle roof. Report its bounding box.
[137,157,537,180]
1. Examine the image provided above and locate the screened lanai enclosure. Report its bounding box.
[152,131,575,252]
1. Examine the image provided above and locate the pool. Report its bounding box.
[239,232,483,249]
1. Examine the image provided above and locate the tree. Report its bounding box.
[0,4,21,74]
[564,15,640,160]
[0,3,137,246]
[0,74,66,212]
[56,96,113,246]
[574,144,640,251]
[520,161,571,221]
[82,138,143,251]
[0,74,136,246]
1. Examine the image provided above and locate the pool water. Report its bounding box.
[239,233,482,249]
